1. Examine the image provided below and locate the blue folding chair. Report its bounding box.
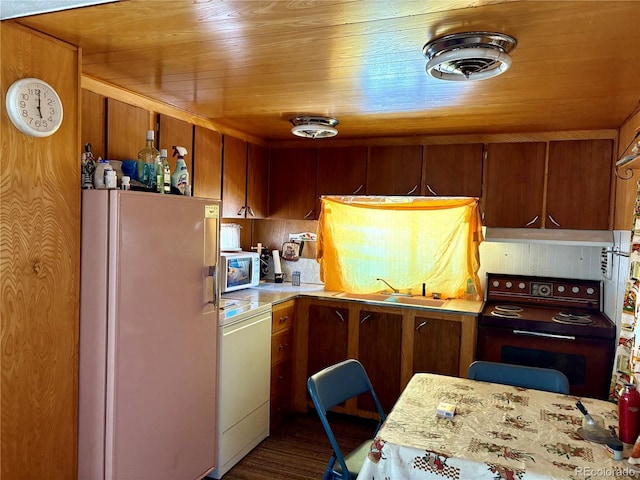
[468,360,570,394]
[307,359,386,480]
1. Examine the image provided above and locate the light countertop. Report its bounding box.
[222,281,483,315]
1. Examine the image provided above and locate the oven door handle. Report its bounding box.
[513,329,576,340]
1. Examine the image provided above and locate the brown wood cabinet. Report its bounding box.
[424,143,483,197]
[316,146,368,214]
[307,302,350,378]
[358,308,402,413]
[545,139,613,230]
[269,147,318,219]
[483,142,546,227]
[158,114,194,173]
[367,145,423,195]
[247,143,268,218]
[484,140,613,229]
[106,98,153,160]
[81,89,106,159]
[293,297,477,420]
[412,315,461,377]
[192,126,222,199]
[223,136,267,218]
[222,135,248,218]
[271,301,295,430]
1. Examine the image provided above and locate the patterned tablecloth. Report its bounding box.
[357,373,638,480]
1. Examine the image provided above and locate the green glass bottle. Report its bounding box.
[156,149,171,194]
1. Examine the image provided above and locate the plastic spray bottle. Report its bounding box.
[171,146,190,195]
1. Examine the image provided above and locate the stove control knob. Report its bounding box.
[572,286,580,294]
[519,282,525,290]
[557,286,565,293]
[492,281,500,288]
[505,281,513,288]
[587,287,595,295]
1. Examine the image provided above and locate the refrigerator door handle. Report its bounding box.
[208,265,218,306]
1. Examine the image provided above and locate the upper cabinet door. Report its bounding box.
[81,89,106,159]
[545,139,613,230]
[246,143,268,219]
[106,99,152,160]
[222,135,248,218]
[158,114,194,173]
[192,126,222,200]
[483,142,546,228]
[316,146,367,215]
[367,145,422,195]
[424,144,483,197]
[269,147,317,219]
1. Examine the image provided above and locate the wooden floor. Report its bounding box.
[220,411,378,479]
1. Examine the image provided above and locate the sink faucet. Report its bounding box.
[376,278,399,294]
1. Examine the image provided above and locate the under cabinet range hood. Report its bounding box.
[484,227,614,247]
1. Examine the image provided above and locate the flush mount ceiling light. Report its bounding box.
[289,116,339,139]
[422,31,517,81]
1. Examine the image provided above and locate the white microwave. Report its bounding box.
[220,251,260,293]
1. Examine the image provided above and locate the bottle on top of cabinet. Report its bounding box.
[138,130,160,189]
[171,145,190,195]
[94,158,113,190]
[156,149,171,194]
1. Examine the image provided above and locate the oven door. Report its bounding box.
[476,324,614,399]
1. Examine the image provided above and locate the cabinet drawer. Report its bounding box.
[271,327,294,364]
[272,303,295,334]
[270,359,293,396]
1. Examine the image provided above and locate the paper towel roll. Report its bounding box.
[272,249,282,274]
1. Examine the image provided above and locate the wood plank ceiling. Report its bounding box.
[12,0,640,141]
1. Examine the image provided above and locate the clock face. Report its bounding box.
[5,78,63,137]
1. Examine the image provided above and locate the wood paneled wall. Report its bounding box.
[1,23,79,479]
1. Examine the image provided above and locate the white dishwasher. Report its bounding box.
[209,299,272,479]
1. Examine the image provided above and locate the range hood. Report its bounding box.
[484,228,614,247]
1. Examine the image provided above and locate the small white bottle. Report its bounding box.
[105,170,117,189]
[94,158,110,189]
[121,176,131,190]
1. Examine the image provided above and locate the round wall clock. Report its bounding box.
[5,77,63,137]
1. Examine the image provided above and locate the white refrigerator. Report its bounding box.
[79,190,220,480]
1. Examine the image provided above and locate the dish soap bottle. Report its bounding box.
[138,130,160,189]
[156,149,171,194]
[171,145,190,194]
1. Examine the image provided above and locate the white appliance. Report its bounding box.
[220,251,260,292]
[79,190,220,480]
[208,299,272,478]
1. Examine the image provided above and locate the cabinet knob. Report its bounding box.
[247,206,255,217]
[278,343,289,351]
[416,320,429,331]
[303,209,315,219]
[525,215,539,227]
[426,184,437,196]
[279,315,289,323]
[334,310,345,322]
[360,314,372,324]
[406,184,419,195]
[236,206,246,216]
[353,184,364,194]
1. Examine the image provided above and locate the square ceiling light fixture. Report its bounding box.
[290,116,339,139]
[423,32,517,81]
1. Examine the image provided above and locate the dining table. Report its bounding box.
[357,373,638,480]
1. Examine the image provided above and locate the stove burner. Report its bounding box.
[491,310,521,318]
[495,305,523,312]
[552,314,593,325]
[558,311,590,319]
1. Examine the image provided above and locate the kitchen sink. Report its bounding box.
[334,292,448,308]
[334,292,392,301]
[388,296,448,308]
